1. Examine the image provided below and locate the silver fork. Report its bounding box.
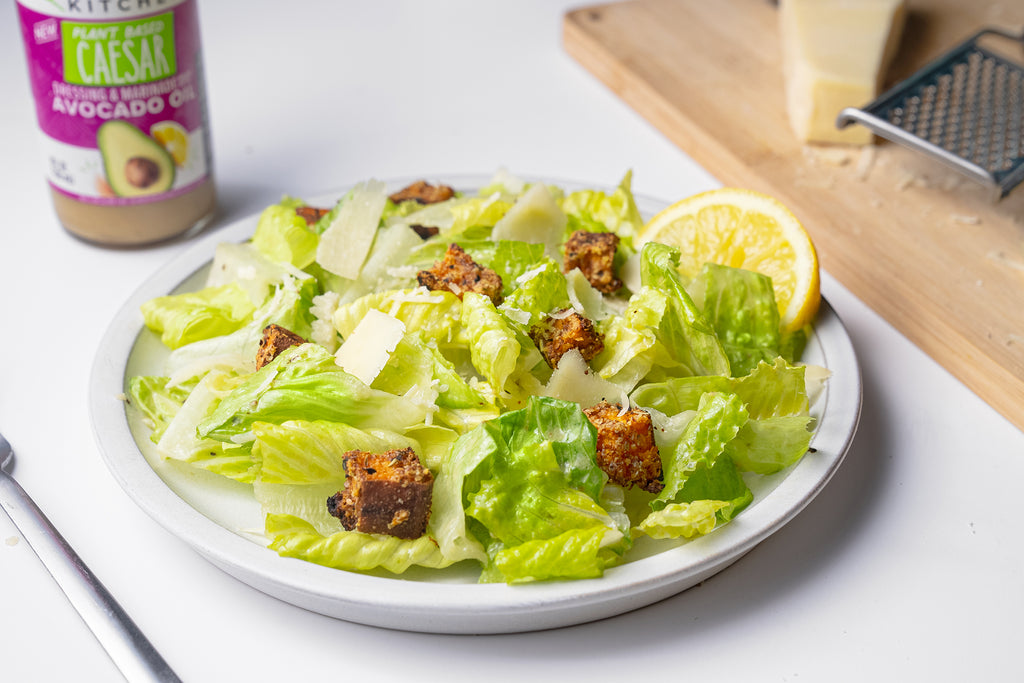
[0,430,181,682]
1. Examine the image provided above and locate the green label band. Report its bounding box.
[61,13,177,87]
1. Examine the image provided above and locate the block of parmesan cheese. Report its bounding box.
[779,0,906,145]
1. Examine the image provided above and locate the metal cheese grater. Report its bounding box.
[837,27,1024,198]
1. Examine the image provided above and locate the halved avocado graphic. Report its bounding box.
[97,121,175,198]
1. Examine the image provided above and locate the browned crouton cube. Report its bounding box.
[409,224,440,240]
[388,180,456,205]
[295,205,330,226]
[563,230,622,294]
[326,448,434,540]
[529,310,604,368]
[584,402,664,493]
[417,243,503,304]
[256,324,307,369]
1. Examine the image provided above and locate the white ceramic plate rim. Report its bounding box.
[89,174,862,633]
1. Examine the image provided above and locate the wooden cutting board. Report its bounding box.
[564,0,1024,433]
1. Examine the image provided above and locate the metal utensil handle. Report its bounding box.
[0,470,180,683]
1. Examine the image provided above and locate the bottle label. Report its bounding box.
[17,0,212,205]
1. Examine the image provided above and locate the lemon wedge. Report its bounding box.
[639,188,820,332]
[150,121,189,166]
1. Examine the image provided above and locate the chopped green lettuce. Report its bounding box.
[636,500,728,539]
[650,392,753,526]
[141,283,256,350]
[632,358,814,475]
[164,274,318,385]
[250,199,319,269]
[498,258,570,329]
[560,170,644,245]
[126,375,194,442]
[639,242,732,377]
[630,357,810,418]
[448,397,626,583]
[693,262,781,377]
[266,514,451,573]
[197,343,428,443]
[125,173,829,584]
[333,288,462,344]
[461,292,521,395]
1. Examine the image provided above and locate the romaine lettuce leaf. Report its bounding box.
[164,274,318,385]
[727,415,814,474]
[630,357,809,419]
[254,420,417,486]
[266,514,451,573]
[197,343,427,443]
[652,392,753,525]
[498,258,570,329]
[592,286,669,391]
[693,263,781,377]
[129,371,259,482]
[251,419,421,535]
[639,242,732,377]
[446,194,513,237]
[488,241,548,297]
[559,170,644,245]
[632,358,814,475]
[333,288,462,344]
[462,292,521,394]
[446,396,623,582]
[126,375,193,442]
[250,198,319,269]
[254,419,480,568]
[141,283,256,350]
[391,193,510,240]
[635,500,728,539]
[488,525,614,583]
[155,370,245,460]
[374,332,494,412]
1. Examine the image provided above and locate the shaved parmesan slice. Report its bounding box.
[316,179,389,279]
[501,306,530,326]
[334,309,406,385]
[309,291,341,352]
[780,0,906,145]
[515,263,548,286]
[542,348,623,408]
[486,167,526,195]
[619,250,642,293]
[491,183,566,260]
[800,363,832,406]
[565,268,612,321]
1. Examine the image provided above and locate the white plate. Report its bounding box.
[89,175,862,634]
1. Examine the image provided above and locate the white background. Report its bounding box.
[2,2,1023,681]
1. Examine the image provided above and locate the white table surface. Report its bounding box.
[2,2,1023,681]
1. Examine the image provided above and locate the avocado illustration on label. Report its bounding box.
[97,121,176,198]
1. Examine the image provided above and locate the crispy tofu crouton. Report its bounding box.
[295,205,330,226]
[584,402,664,493]
[326,448,434,540]
[256,324,307,369]
[417,243,503,304]
[388,180,456,205]
[529,310,604,368]
[409,224,440,240]
[563,230,622,294]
